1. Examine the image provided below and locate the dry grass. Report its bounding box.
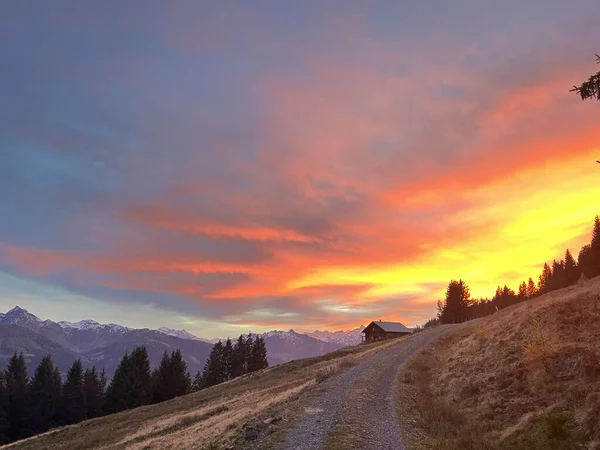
[397,277,600,450]
[2,338,397,450]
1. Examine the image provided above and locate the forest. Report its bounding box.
[0,334,268,445]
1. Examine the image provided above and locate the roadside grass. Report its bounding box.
[4,338,397,450]
[396,278,600,450]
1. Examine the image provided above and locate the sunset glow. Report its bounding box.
[1,1,599,337]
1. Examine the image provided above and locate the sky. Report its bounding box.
[1,1,600,338]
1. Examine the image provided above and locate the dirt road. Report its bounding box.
[277,325,454,450]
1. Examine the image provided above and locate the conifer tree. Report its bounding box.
[191,371,204,392]
[128,346,152,408]
[550,259,567,291]
[571,54,600,101]
[104,352,131,414]
[99,368,107,395]
[201,341,225,388]
[517,281,527,301]
[438,280,471,324]
[249,336,268,372]
[578,244,595,278]
[591,215,600,276]
[5,352,31,441]
[538,262,553,294]
[222,338,234,381]
[83,367,104,419]
[564,249,580,286]
[61,359,86,425]
[151,350,171,404]
[0,372,8,444]
[30,355,61,434]
[169,349,191,398]
[527,277,537,298]
[244,335,255,374]
[232,335,246,378]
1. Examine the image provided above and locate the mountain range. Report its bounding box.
[0,306,364,377]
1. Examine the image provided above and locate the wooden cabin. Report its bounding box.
[361,320,412,343]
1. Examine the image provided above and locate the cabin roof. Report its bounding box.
[362,320,412,333]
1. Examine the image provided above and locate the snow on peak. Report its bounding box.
[57,319,130,333]
[156,327,199,340]
[58,319,101,330]
[2,306,41,325]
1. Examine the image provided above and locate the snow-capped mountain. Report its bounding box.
[157,327,201,341]
[58,319,131,334]
[0,306,360,375]
[0,306,44,328]
[308,325,365,346]
[0,306,212,377]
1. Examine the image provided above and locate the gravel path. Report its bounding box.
[277,326,453,450]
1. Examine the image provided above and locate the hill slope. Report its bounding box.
[3,337,409,450]
[397,277,600,449]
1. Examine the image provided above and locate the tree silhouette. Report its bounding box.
[571,54,600,101]
[0,372,8,444]
[231,335,246,378]
[201,341,225,388]
[104,352,131,414]
[190,371,204,392]
[538,262,553,295]
[438,279,471,324]
[61,359,86,425]
[128,346,152,408]
[83,367,104,419]
[169,349,191,398]
[30,355,61,433]
[526,277,537,298]
[5,352,30,441]
[564,249,580,286]
[249,336,268,372]
[222,338,234,381]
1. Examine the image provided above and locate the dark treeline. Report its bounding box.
[427,215,600,326]
[0,334,268,445]
[191,334,268,391]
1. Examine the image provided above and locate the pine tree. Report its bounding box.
[83,367,104,419]
[5,352,31,441]
[249,336,268,372]
[591,215,600,260]
[527,277,537,298]
[201,341,225,388]
[128,346,152,408]
[99,368,107,395]
[61,359,86,425]
[538,262,553,294]
[191,371,204,392]
[232,335,246,378]
[517,281,527,301]
[564,249,580,286]
[169,349,191,398]
[0,372,8,444]
[550,259,567,291]
[438,280,471,324]
[30,355,61,434]
[244,335,255,374]
[222,338,234,381]
[104,352,131,414]
[151,350,171,404]
[578,244,596,278]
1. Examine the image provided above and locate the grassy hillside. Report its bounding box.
[397,277,600,449]
[3,338,399,450]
